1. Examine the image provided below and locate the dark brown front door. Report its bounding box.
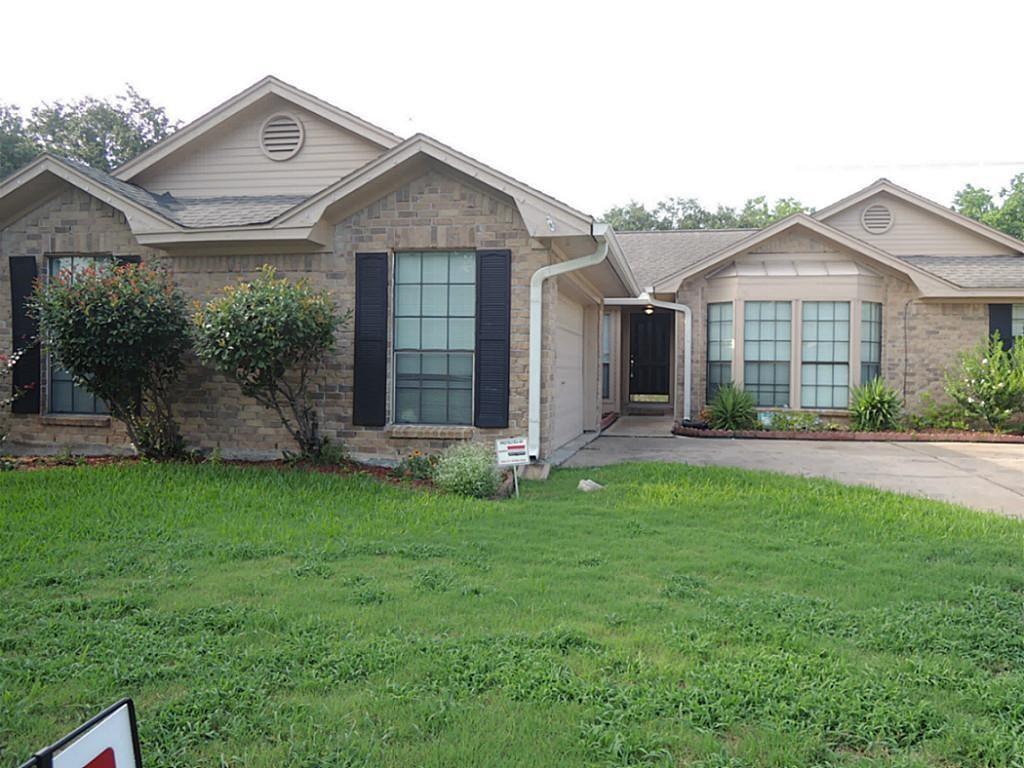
[629,312,671,402]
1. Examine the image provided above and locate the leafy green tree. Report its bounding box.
[31,261,192,458]
[953,174,1024,241]
[0,105,38,178]
[0,85,179,177]
[603,195,812,231]
[192,266,348,458]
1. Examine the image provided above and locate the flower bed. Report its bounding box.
[673,424,1024,443]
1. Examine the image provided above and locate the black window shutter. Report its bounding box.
[989,304,1014,350]
[353,252,389,426]
[8,256,41,414]
[475,249,511,428]
[117,255,142,266]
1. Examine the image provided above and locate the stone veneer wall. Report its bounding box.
[1,171,571,460]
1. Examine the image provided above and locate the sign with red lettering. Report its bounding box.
[495,436,529,466]
[24,700,141,768]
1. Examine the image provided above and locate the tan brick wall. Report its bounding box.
[1,171,568,460]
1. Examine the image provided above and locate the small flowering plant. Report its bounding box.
[394,449,438,481]
[945,331,1024,430]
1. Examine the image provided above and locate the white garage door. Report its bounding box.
[552,295,585,451]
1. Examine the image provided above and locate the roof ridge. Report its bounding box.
[615,227,760,235]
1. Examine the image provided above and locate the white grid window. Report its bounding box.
[861,302,882,384]
[1012,304,1024,339]
[743,301,791,407]
[801,301,850,409]
[707,302,733,400]
[393,251,475,425]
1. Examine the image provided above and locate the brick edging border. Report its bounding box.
[672,426,1024,443]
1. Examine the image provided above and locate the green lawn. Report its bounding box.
[2,463,1023,767]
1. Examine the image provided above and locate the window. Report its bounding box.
[743,301,791,407]
[601,313,612,400]
[393,251,475,424]
[47,255,110,415]
[861,301,882,383]
[707,302,733,400]
[1013,304,1024,340]
[801,301,850,409]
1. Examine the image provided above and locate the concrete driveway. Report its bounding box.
[565,419,1024,517]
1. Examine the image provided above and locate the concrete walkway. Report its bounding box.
[566,419,1024,517]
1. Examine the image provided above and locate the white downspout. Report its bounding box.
[528,234,610,460]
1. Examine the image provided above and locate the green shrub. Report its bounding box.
[193,266,348,458]
[31,261,190,458]
[394,450,437,481]
[903,392,971,431]
[944,332,1024,430]
[765,410,825,432]
[707,383,758,431]
[849,378,903,431]
[432,443,501,498]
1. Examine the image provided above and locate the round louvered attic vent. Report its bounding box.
[861,203,893,234]
[260,113,305,161]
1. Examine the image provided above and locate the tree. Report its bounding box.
[192,266,348,458]
[31,261,192,458]
[0,106,38,179]
[953,173,1024,241]
[603,195,813,231]
[0,85,179,177]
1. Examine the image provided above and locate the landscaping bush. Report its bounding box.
[707,383,758,431]
[944,332,1024,430]
[903,392,971,431]
[849,377,903,431]
[432,443,501,498]
[765,410,826,432]
[193,266,347,458]
[394,450,437,481]
[31,261,190,458]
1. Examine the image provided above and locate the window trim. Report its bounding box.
[390,249,477,426]
[860,301,882,384]
[706,301,734,401]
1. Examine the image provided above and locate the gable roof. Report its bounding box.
[896,255,1024,289]
[650,213,958,293]
[113,76,403,181]
[813,177,1024,255]
[274,132,598,238]
[615,229,756,289]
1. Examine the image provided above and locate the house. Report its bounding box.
[2,77,1023,462]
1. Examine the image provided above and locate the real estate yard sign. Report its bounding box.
[495,436,529,496]
[20,699,141,768]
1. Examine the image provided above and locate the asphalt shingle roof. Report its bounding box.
[66,158,306,228]
[615,229,757,288]
[897,255,1024,289]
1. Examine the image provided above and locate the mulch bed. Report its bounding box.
[672,425,1024,443]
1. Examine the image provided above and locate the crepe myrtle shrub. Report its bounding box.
[432,442,501,498]
[31,261,191,458]
[192,265,347,458]
[849,377,903,432]
[0,348,30,456]
[945,331,1024,430]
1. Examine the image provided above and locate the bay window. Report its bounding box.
[743,301,791,407]
[706,302,733,400]
[860,301,882,383]
[801,301,850,409]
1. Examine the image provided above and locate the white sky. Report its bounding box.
[5,0,1023,217]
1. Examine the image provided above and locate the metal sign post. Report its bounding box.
[495,436,529,498]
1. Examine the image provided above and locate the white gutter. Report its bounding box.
[603,294,693,423]
[527,225,611,459]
